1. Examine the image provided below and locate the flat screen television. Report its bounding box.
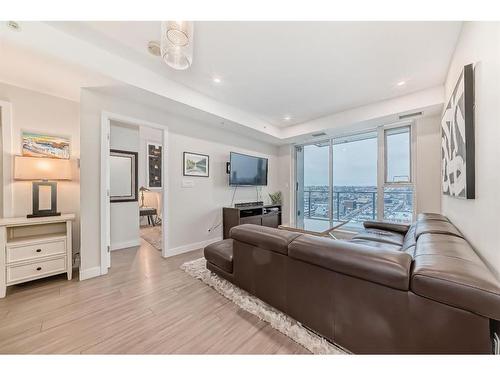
[229,152,268,186]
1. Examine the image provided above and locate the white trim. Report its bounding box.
[0,100,14,218]
[161,129,169,258]
[100,113,110,275]
[100,111,169,271]
[110,239,141,251]
[79,266,102,281]
[166,238,222,258]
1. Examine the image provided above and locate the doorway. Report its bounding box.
[0,100,13,218]
[100,112,168,274]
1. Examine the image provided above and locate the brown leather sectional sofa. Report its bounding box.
[204,213,500,354]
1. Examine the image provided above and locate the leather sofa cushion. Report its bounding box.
[402,223,417,251]
[363,220,410,234]
[289,234,412,290]
[204,239,234,273]
[350,238,402,252]
[415,220,463,240]
[411,234,500,320]
[417,213,449,222]
[230,224,301,255]
[353,228,405,246]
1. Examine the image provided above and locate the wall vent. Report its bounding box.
[311,132,327,137]
[399,111,423,120]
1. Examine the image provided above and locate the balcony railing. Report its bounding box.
[303,188,413,224]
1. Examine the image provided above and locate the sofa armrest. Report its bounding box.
[288,235,412,290]
[363,220,410,234]
[230,224,301,255]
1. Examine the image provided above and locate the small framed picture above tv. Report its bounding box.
[228,152,268,186]
[183,152,209,177]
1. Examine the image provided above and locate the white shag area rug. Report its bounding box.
[180,257,347,354]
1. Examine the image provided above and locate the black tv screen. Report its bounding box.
[229,152,268,186]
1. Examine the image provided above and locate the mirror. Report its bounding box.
[110,149,138,202]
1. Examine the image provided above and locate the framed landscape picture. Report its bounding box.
[22,132,70,159]
[441,63,475,199]
[183,152,209,177]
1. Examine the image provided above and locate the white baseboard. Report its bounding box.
[110,239,141,251]
[165,237,222,258]
[79,266,102,281]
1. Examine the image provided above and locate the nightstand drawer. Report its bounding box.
[6,238,66,263]
[7,257,66,284]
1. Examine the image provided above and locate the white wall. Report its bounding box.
[109,121,140,250]
[415,116,442,214]
[441,22,500,276]
[80,88,279,274]
[0,82,80,254]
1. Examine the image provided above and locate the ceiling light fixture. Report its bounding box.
[396,81,406,87]
[212,77,221,84]
[161,21,194,70]
[284,115,291,121]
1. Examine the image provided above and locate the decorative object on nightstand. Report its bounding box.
[14,156,72,218]
[0,214,75,298]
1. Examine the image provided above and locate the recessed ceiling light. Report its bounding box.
[284,115,291,121]
[6,21,20,31]
[212,77,222,84]
[147,41,161,56]
[396,81,406,87]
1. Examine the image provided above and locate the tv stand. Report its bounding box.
[222,204,282,239]
[234,201,263,208]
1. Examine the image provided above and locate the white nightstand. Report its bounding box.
[0,214,75,298]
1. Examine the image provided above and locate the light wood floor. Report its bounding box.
[0,239,309,354]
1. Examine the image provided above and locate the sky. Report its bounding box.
[303,131,410,186]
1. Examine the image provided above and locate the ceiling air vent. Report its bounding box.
[399,111,423,120]
[311,132,327,137]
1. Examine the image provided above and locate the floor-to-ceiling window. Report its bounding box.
[295,123,415,231]
[332,132,378,226]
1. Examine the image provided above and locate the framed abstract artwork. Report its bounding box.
[147,142,162,189]
[183,152,209,177]
[441,63,475,199]
[22,132,70,159]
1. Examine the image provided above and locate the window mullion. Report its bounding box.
[377,126,385,220]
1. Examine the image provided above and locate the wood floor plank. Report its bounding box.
[0,239,310,354]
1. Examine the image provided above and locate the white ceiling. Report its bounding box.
[0,37,115,102]
[49,21,462,127]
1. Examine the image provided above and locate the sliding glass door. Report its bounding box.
[295,141,331,231]
[295,124,414,230]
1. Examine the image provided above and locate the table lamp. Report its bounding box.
[139,186,150,208]
[14,156,72,218]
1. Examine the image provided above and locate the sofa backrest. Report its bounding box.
[411,216,500,320]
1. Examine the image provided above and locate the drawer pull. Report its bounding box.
[36,267,42,271]
[36,249,42,253]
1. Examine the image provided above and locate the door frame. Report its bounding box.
[0,100,14,218]
[100,111,169,275]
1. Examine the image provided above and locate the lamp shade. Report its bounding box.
[14,156,72,180]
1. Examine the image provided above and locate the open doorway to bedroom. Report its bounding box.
[101,113,168,273]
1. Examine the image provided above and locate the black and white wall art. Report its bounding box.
[441,63,475,199]
[147,142,162,189]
